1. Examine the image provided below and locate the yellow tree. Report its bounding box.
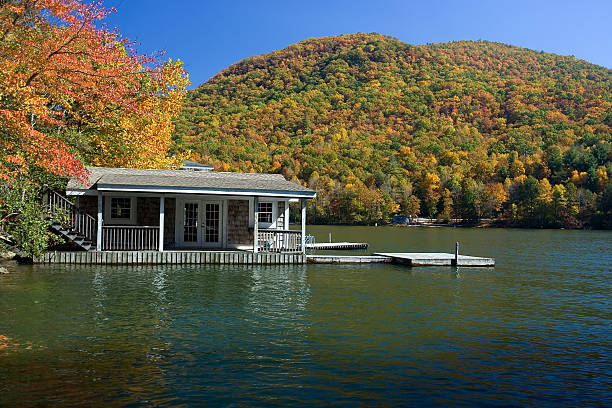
[90,60,190,169]
[484,182,508,216]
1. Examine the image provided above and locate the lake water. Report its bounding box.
[1,226,611,406]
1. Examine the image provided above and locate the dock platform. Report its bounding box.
[307,255,391,264]
[373,252,495,267]
[35,251,305,265]
[307,242,368,250]
[34,250,493,267]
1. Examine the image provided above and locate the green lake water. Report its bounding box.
[1,226,611,406]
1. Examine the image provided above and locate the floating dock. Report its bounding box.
[307,255,391,264]
[34,250,493,267]
[307,253,494,266]
[373,252,495,267]
[306,242,368,250]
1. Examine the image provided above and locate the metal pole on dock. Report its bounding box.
[454,242,459,266]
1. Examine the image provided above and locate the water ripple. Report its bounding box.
[1,228,611,406]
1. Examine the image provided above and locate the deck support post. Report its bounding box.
[96,193,103,251]
[301,199,306,253]
[253,196,259,254]
[158,196,165,252]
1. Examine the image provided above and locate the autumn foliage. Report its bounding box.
[0,0,188,254]
[0,0,188,183]
[174,33,612,227]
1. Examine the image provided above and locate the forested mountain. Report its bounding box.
[173,33,612,227]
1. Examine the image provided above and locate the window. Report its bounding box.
[105,196,136,225]
[258,202,273,224]
[111,197,131,219]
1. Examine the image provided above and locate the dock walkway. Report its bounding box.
[36,251,305,265]
[307,253,494,266]
[307,255,390,264]
[306,242,368,250]
[34,250,494,267]
[373,252,495,267]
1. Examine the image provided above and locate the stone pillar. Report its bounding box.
[301,198,306,253]
[96,193,103,251]
[159,196,165,252]
[253,196,259,254]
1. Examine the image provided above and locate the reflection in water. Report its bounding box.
[91,268,107,325]
[0,227,611,406]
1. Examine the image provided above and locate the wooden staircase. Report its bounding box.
[46,189,96,251]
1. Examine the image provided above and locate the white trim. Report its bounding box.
[68,189,90,196]
[96,193,102,251]
[253,196,259,254]
[69,184,316,199]
[284,199,290,230]
[257,201,274,229]
[158,196,165,252]
[222,199,228,248]
[301,199,307,253]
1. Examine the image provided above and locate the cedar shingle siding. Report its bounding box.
[227,200,252,245]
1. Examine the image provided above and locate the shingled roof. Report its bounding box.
[66,167,316,198]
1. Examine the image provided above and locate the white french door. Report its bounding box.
[181,200,200,247]
[202,201,222,247]
[179,200,223,247]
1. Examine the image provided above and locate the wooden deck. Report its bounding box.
[373,252,495,267]
[307,255,391,264]
[306,242,368,250]
[308,253,495,266]
[35,250,493,267]
[35,251,305,265]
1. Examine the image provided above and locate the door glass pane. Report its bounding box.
[184,203,198,242]
[277,201,285,229]
[205,203,220,243]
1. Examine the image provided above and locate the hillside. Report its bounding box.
[173,33,612,227]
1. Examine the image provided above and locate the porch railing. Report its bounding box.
[258,229,302,253]
[102,226,159,251]
[46,189,96,242]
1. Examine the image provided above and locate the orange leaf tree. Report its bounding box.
[0,0,188,255]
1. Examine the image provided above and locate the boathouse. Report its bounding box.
[42,163,316,263]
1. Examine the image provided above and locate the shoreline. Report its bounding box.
[306,222,608,230]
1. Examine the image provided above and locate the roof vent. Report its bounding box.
[179,160,213,172]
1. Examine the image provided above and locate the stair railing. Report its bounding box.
[45,188,97,243]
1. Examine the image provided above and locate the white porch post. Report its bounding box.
[158,196,165,252]
[253,196,259,254]
[301,198,306,253]
[96,192,103,251]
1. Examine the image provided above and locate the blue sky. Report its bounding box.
[105,0,612,88]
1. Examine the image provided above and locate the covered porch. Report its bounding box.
[62,166,316,254]
[82,194,308,253]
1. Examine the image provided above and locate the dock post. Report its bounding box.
[301,199,306,253]
[329,232,332,243]
[96,193,103,251]
[253,196,259,254]
[454,242,459,266]
[158,196,165,252]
